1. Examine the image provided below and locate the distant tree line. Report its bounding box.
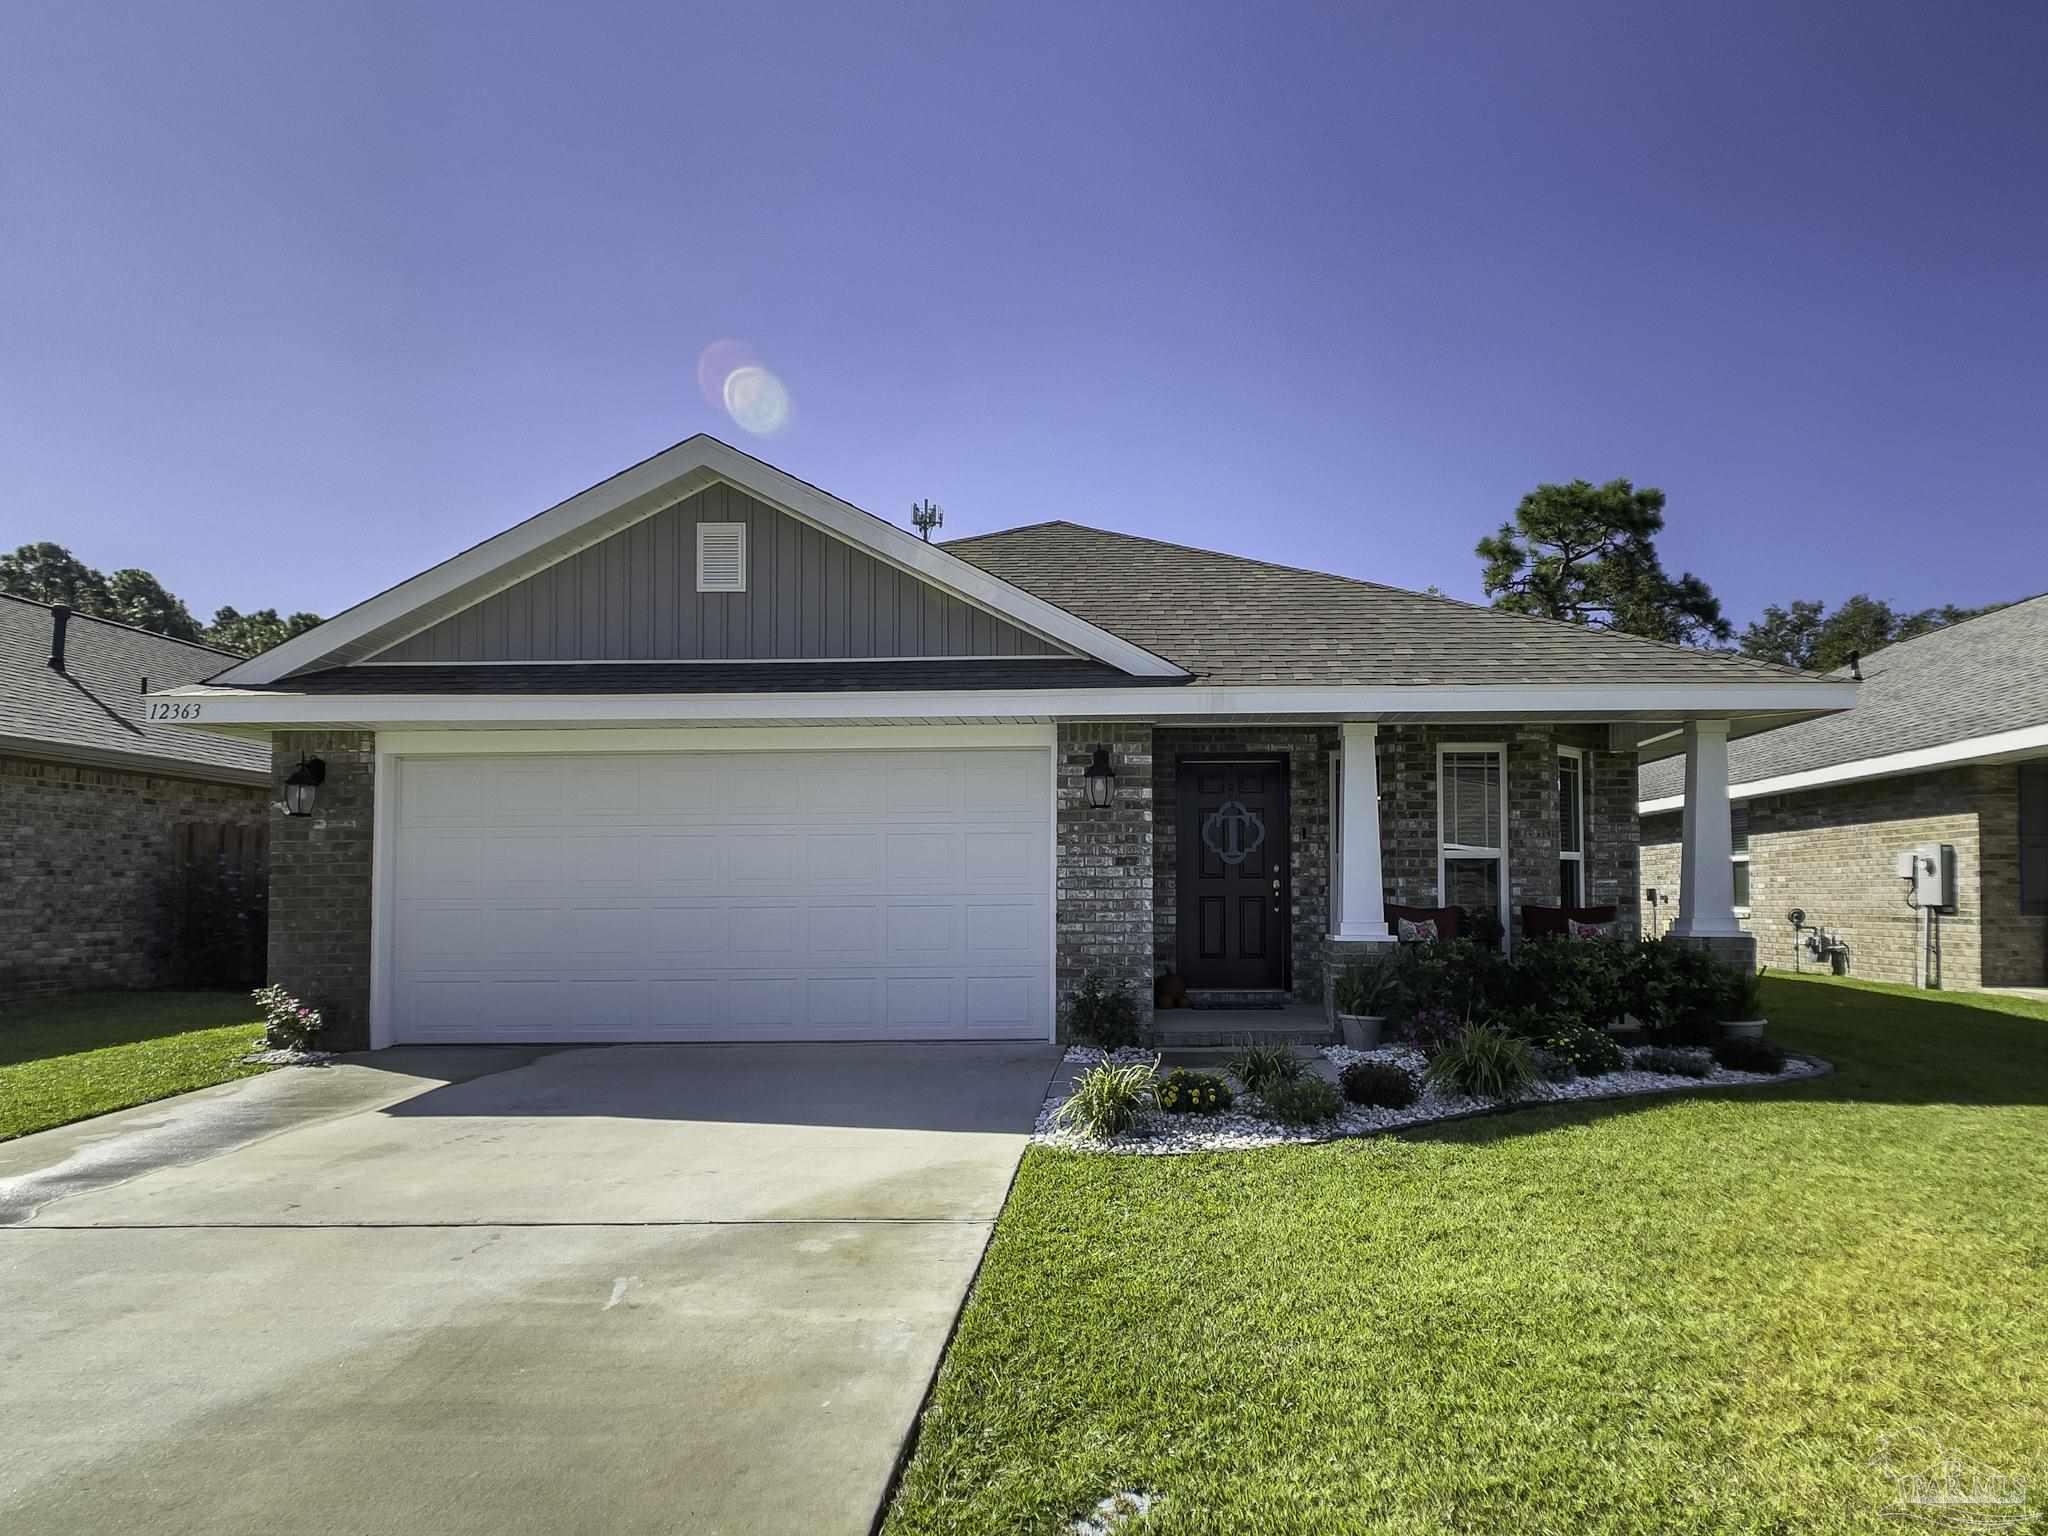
[1477,478,2004,671]
[0,542,320,656]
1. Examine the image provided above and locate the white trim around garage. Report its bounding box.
[1638,721,2048,814]
[367,724,1060,1048]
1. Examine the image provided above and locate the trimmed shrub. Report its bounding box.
[1229,1042,1305,1095]
[1339,1060,1419,1108]
[1711,1035,1788,1075]
[1053,1060,1158,1139]
[1260,1074,1343,1125]
[1424,1023,1539,1101]
[1398,1006,1468,1058]
[1631,1045,1713,1079]
[1157,1068,1234,1116]
[1066,973,1143,1049]
[1532,1019,1625,1077]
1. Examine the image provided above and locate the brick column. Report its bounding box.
[268,731,376,1050]
[1056,723,1154,1042]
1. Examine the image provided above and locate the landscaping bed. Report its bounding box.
[1037,1041,1826,1154]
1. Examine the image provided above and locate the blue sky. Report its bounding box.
[4,1,2042,629]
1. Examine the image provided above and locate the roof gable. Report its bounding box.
[212,437,1187,686]
[371,481,1065,664]
[946,520,1827,688]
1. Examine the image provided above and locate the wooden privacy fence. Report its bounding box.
[168,820,269,988]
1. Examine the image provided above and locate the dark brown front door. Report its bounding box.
[1176,759,1290,990]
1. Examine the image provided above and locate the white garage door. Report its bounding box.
[387,748,1051,1043]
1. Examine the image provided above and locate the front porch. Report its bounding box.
[1056,717,1756,1042]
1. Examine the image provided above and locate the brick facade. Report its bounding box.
[1055,723,1154,1040]
[1640,762,2047,989]
[267,732,378,1049]
[0,754,268,1002]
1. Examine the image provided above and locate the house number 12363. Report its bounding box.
[146,701,203,722]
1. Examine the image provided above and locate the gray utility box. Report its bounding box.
[1893,843,1957,912]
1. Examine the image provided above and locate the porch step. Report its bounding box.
[1151,1009,1334,1050]
[1184,989,1291,1011]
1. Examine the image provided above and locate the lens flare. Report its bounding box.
[722,364,792,435]
[696,339,793,436]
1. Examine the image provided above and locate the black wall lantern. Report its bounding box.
[1083,746,1116,810]
[283,755,327,817]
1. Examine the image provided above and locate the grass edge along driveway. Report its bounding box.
[1,990,271,1141]
[882,975,2048,1536]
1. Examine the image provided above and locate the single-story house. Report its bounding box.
[1640,593,2048,989]
[155,436,1855,1049]
[1,595,270,1001]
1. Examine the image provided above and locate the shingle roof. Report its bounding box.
[259,658,1169,695]
[944,521,1825,688]
[1639,592,2048,802]
[0,595,267,780]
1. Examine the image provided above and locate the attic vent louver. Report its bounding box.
[696,522,747,593]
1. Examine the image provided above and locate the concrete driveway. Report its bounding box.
[0,1041,1059,1535]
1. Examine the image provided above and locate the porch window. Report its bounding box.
[1439,745,1507,932]
[1557,748,1585,905]
[1730,804,1752,916]
[2019,763,2047,914]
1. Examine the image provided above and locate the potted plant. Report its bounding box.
[1719,966,1768,1040]
[1332,959,1397,1049]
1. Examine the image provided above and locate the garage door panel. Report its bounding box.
[391,747,1049,1043]
[646,833,723,892]
[648,904,730,956]
[964,902,1043,961]
[401,905,485,971]
[727,904,803,959]
[884,831,960,890]
[406,758,483,825]
[556,832,648,890]
[640,756,728,816]
[806,832,883,889]
[886,903,960,958]
[727,834,802,888]
[808,904,882,957]
[402,833,482,898]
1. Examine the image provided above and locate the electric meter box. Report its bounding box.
[1894,844,1956,911]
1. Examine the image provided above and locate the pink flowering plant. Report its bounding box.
[252,985,324,1051]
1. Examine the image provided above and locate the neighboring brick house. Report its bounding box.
[1,595,270,1002]
[1640,593,2048,990]
[149,435,1853,1049]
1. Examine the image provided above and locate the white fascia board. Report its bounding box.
[212,436,1187,687]
[379,724,1055,755]
[154,679,1858,730]
[1638,720,2048,814]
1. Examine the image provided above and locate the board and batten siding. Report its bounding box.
[373,483,1068,663]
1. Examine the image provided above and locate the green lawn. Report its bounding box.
[0,991,271,1141]
[884,976,2048,1535]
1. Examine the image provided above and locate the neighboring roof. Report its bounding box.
[1640,592,2048,805]
[211,435,1186,687]
[945,520,1827,688]
[0,595,268,782]
[261,658,1168,694]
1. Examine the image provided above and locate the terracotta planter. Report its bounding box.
[1337,1013,1385,1050]
[1721,1018,1767,1041]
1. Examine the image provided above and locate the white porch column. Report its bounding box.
[1670,718,1743,938]
[1335,721,1393,942]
